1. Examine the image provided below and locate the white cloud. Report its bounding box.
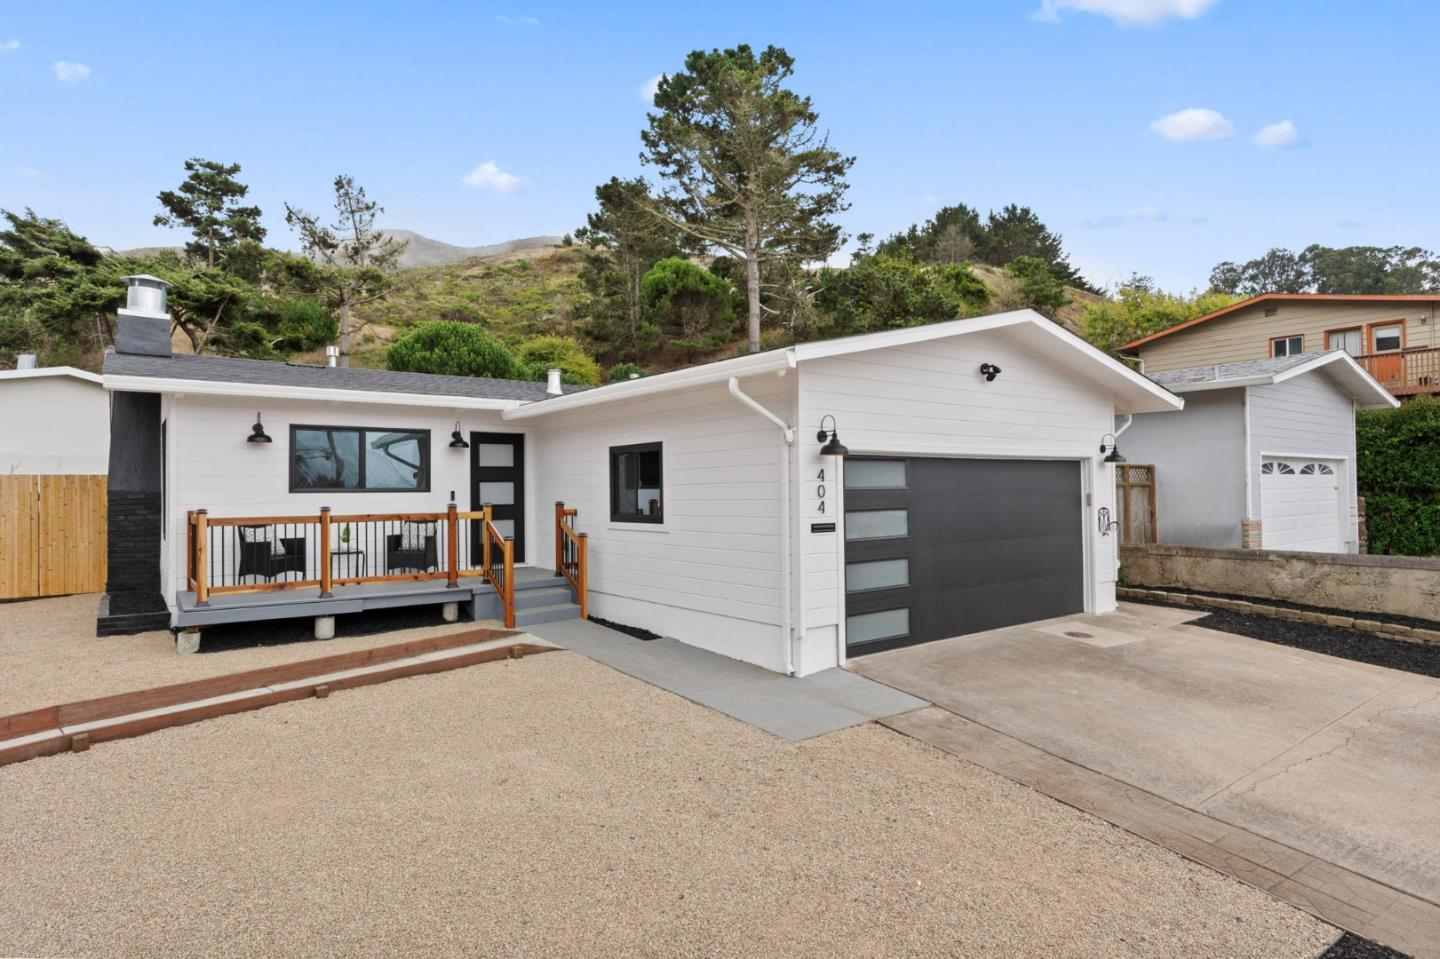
[1034,0,1217,25]
[0,38,19,55]
[1149,107,1233,141]
[51,61,92,83]
[13,164,42,179]
[1085,205,1168,228]
[495,14,541,26]
[1255,119,1300,148]
[461,160,524,193]
[638,74,663,103]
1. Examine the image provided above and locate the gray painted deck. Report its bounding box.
[175,567,561,629]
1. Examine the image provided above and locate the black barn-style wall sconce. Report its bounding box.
[246,412,272,444]
[1099,433,1126,464]
[817,415,849,457]
[449,420,470,449]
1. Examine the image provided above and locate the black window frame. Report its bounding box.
[289,424,432,493]
[609,441,664,524]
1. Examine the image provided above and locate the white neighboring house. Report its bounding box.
[1121,352,1398,553]
[0,363,109,474]
[99,276,1183,673]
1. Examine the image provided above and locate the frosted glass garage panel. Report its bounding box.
[846,608,910,645]
[846,558,909,592]
[479,481,515,505]
[845,509,908,541]
[845,460,907,489]
[477,443,514,468]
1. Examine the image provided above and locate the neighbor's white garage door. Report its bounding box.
[1260,457,1343,553]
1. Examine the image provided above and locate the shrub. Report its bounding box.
[515,334,602,386]
[1357,395,1440,554]
[1005,256,1070,317]
[642,257,736,343]
[275,298,338,352]
[812,254,991,336]
[386,321,520,379]
[607,362,644,382]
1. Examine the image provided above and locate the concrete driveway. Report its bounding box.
[849,603,1440,909]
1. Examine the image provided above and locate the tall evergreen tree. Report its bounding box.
[641,44,853,353]
[285,175,407,366]
[153,158,266,272]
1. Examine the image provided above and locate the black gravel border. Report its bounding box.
[589,615,661,641]
[1139,586,1440,632]
[1318,932,1411,959]
[1131,598,1440,680]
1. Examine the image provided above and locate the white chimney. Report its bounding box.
[16,353,37,370]
[326,346,340,368]
[546,368,563,396]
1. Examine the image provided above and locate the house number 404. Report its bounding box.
[816,469,827,514]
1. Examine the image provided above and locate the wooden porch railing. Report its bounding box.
[554,501,588,619]
[1355,347,1440,396]
[185,503,515,628]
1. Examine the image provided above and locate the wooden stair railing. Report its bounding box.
[480,505,516,628]
[554,501,589,619]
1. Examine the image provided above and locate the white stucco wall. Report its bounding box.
[0,373,109,474]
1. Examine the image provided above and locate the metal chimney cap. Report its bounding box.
[121,274,172,289]
[16,353,38,370]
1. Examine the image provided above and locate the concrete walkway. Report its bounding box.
[851,602,1440,958]
[524,617,926,741]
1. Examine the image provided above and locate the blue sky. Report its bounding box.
[1,0,1435,290]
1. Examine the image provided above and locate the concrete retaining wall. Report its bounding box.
[1120,544,1440,622]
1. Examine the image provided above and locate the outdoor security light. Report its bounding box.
[817,415,849,457]
[247,412,272,444]
[980,363,1002,382]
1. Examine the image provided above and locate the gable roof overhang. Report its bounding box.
[0,366,103,386]
[504,309,1184,421]
[1155,351,1399,410]
[1120,293,1440,353]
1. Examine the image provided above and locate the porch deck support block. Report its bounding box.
[176,630,201,655]
[442,602,459,623]
[314,616,336,640]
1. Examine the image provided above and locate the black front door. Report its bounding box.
[471,432,525,562]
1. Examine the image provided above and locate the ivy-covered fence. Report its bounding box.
[1357,396,1440,555]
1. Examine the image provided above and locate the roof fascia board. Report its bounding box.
[0,366,103,385]
[503,349,795,420]
[102,374,521,411]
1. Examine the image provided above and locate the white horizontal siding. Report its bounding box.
[1246,371,1359,551]
[0,377,109,474]
[531,373,794,670]
[798,329,1120,669]
[166,395,516,605]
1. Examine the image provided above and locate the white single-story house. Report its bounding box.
[0,363,109,475]
[99,275,1183,674]
[1120,352,1398,553]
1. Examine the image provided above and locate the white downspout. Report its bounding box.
[1113,412,1133,438]
[728,371,797,676]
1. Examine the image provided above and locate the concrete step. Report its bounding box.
[514,571,567,591]
[514,585,575,610]
[515,602,581,627]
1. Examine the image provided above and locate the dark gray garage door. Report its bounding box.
[844,457,1084,654]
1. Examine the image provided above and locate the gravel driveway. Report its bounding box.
[0,649,1333,958]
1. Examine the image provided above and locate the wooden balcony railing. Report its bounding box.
[1355,348,1440,396]
[554,501,589,619]
[185,503,516,627]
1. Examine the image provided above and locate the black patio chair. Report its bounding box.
[236,525,307,582]
[386,523,438,574]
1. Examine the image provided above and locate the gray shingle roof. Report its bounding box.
[1148,352,1320,387]
[103,350,586,402]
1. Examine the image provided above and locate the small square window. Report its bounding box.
[1373,324,1403,352]
[611,442,663,523]
[1271,336,1304,358]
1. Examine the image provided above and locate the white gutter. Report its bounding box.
[727,375,797,676]
[505,349,794,420]
[102,375,522,412]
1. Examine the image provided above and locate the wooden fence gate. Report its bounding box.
[0,475,108,600]
[1115,464,1157,546]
